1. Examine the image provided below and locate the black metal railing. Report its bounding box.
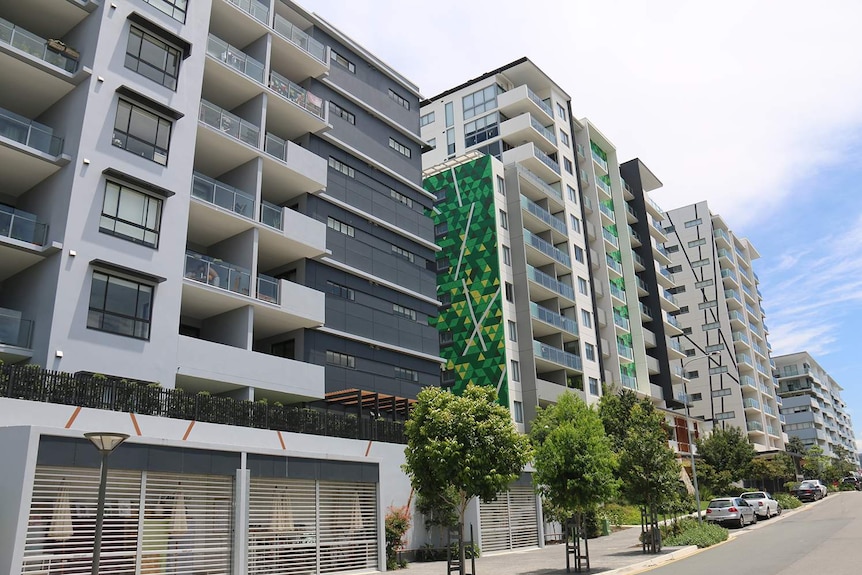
[0,365,406,444]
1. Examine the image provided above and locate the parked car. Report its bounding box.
[793,480,825,501]
[809,479,828,497]
[841,477,862,491]
[705,497,757,528]
[740,491,781,518]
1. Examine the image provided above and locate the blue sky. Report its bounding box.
[309,0,862,448]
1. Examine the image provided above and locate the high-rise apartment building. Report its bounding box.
[774,352,856,457]
[0,1,433,573]
[663,202,785,452]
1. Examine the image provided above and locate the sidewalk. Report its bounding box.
[401,525,698,575]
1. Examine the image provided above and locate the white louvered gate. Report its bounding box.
[479,486,539,553]
[20,466,233,575]
[248,478,378,575]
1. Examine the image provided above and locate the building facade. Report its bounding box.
[774,351,856,458]
[663,202,785,452]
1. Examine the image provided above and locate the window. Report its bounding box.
[698,300,718,310]
[393,303,417,321]
[328,156,355,177]
[446,128,455,156]
[505,282,514,302]
[668,265,683,273]
[709,366,729,375]
[579,168,588,183]
[113,99,172,165]
[685,348,696,357]
[685,218,702,228]
[695,279,714,289]
[444,102,454,127]
[715,411,736,421]
[502,245,511,265]
[329,101,355,124]
[569,215,581,233]
[513,401,524,424]
[464,112,500,147]
[664,225,676,233]
[682,327,693,335]
[702,321,720,331]
[497,175,506,195]
[499,209,508,230]
[390,188,413,208]
[441,369,455,387]
[556,102,567,120]
[578,277,589,295]
[574,246,585,263]
[125,26,181,90]
[436,257,450,272]
[271,339,295,359]
[581,309,592,328]
[686,370,699,379]
[389,137,412,158]
[439,292,451,308]
[669,286,687,294]
[666,245,680,253]
[142,0,187,23]
[420,111,435,126]
[426,138,436,149]
[326,280,354,300]
[463,85,499,119]
[440,330,453,346]
[692,258,710,268]
[99,181,163,247]
[508,320,517,342]
[326,350,355,368]
[331,50,355,73]
[563,157,573,174]
[395,367,419,381]
[560,130,570,147]
[327,217,354,237]
[434,222,448,237]
[589,377,599,395]
[567,185,578,203]
[689,393,703,401]
[510,360,520,382]
[712,388,732,398]
[585,343,596,361]
[392,245,415,263]
[706,344,723,353]
[87,271,153,339]
[688,238,706,247]
[388,89,410,110]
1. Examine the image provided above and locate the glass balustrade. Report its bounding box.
[0,308,33,347]
[260,200,282,230]
[0,205,47,245]
[595,176,611,194]
[184,251,251,296]
[269,70,325,118]
[599,202,615,221]
[533,146,560,175]
[272,13,326,62]
[617,343,633,360]
[591,150,608,171]
[199,100,260,147]
[514,164,563,201]
[530,302,578,335]
[609,283,626,301]
[0,106,63,156]
[256,273,279,304]
[533,340,582,370]
[226,0,269,23]
[0,17,78,72]
[621,373,637,389]
[520,195,567,235]
[526,86,553,117]
[524,230,570,266]
[529,115,556,145]
[526,265,575,300]
[207,35,264,83]
[191,172,255,219]
[602,228,618,248]
[613,313,630,331]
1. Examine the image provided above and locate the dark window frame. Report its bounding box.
[87,270,154,340]
[125,25,182,90]
[99,180,163,248]
[112,99,172,165]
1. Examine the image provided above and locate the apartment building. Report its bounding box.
[774,352,856,457]
[663,202,785,452]
[0,1,434,573]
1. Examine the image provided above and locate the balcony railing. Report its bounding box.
[725,289,741,302]
[636,277,649,293]
[662,290,678,305]
[526,86,553,117]
[527,265,575,300]
[0,107,63,156]
[670,338,684,353]
[599,201,615,221]
[0,205,47,245]
[199,100,260,147]
[530,302,578,335]
[256,273,280,304]
[736,353,753,365]
[621,373,637,389]
[617,343,634,360]
[591,150,608,172]
[646,196,665,218]
[613,313,630,331]
[609,283,626,301]
[520,195,567,235]
[595,176,611,194]
[533,146,560,175]
[524,229,570,267]
[191,172,255,220]
[640,302,653,319]
[260,200,282,229]
[265,132,302,163]
[514,164,563,202]
[185,251,251,296]
[721,268,738,282]
[269,71,325,119]
[207,35,264,83]
[745,302,758,316]
[226,0,269,24]
[0,309,33,347]
[747,421,764,432]
[659,266,674,281]
[744,398,761,410]
[630,227,642,244]
[606,255,622,274]
[740,375,757,389]
[632,251,646,268]
[533,340,582,371]
[272,13,326,62]
[665,314,681,329]
[717,247,734,260]
[0,17,78,72]
[742,283,755,299]
[714,228,731,243]
[602,227,619,248]
[732,331,750,345]
[528,115,556,145]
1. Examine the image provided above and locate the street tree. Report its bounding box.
[802,445,830,480]
[530,392,618,567]
[597,387,639,453]
[785,436,807,477]
[403,384,532,574]
[695,426,756,493]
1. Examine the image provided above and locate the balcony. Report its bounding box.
[721,268,739,287]
[207,34,264,84]
[520,194,567,237]
[669,338,685,357]
[270,13,328,82]
[742,282,756,303]
[729,309,746,327]
[629,226,642,247]
[606,255,622,276]
[732,331,750,346]
[267,71,328,139]
[0,204,47,246]
[736,353,754,369]
[609,282,626,303]
[526,265,575,301]
[613,313,630,332]
[714,228,731,248]
[747,421,764,433]
[621,373,637,389]
[524,229,571,268]
[185,251,251,297]
[631,250,646,271]
[590,144,609,173]
[0,307,33,363]
[599,201,615,223]
[502,142,560,183]
[602,227,619,249]
[639,302,653,322]
[717,248,734,263]
[636,276,649,296]
[582,195,593,213]
[664,313,683,335]
[725,288,742,308]
[533,340,583,372]
[225,0,270,24]
[744,397,761,411]
[645,195,664,219]
[261,132,328,196]
[500,112,557,154]
[740,375,757,390]
[0,106,67,195]
[513,163,564,208]
[595,176,611,196]
[530,302,579,338]
[655,264,674,288]
[497,84,554,124]
[625,203,638,223]
[617,342,634,361]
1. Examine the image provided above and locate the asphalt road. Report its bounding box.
[641,492,862,575]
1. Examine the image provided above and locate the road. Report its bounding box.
[643,492,862,575]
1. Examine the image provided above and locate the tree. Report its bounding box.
[403,384,532,574]
[597,387,640,453]
[695,426,756,493]
[530,392,618,567]
[785,437,807,477]
[801,445,829,479]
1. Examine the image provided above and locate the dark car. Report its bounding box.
[794,480,824,501]
[841,477,862,491]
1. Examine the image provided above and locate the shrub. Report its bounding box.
[385,506,411,570]
[448,541,480,559]
[773,493,803,510]
[601,503,626,527]
[663,522,728,548]
[839,482,857,492]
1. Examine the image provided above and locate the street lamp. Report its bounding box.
[678,352,720,525]
[84,432,129,575]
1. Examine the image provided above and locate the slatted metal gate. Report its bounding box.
[20,466,233,575]
[479,486,539,552]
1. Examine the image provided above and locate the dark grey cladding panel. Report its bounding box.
[512,473,534,487]
[247,453,288,478]
[248,454,378,483]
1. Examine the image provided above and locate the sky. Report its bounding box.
[308,0,862,450]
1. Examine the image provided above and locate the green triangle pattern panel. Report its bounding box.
[424,156,508,407]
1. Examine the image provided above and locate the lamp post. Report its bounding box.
[678,352,719,525]
[84,432,129,575]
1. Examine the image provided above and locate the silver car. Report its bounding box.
[740,491,781,518]
[705,497,757,528]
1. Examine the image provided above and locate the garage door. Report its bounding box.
[479,486,539,552]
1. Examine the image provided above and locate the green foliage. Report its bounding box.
[773,492,803,509]
[695,426,756,492]
[582,509,601,539]
[839,482,857,491]
[403,383,532,531]
[448,541,480,559]
[750,453,796,483]
[416,489,459,529]
[384,506,411,570]
[598,388,639,453]
[617,403,681,509]
[530,392,618,519]
[662,519,728,548]
[801,445,829,479]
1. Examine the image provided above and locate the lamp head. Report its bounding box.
[84,432,129,455]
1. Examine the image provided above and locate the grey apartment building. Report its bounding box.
[0,1,438,574]
[663,202,785,452]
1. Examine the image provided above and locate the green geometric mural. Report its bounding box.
[424,155,509,407]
